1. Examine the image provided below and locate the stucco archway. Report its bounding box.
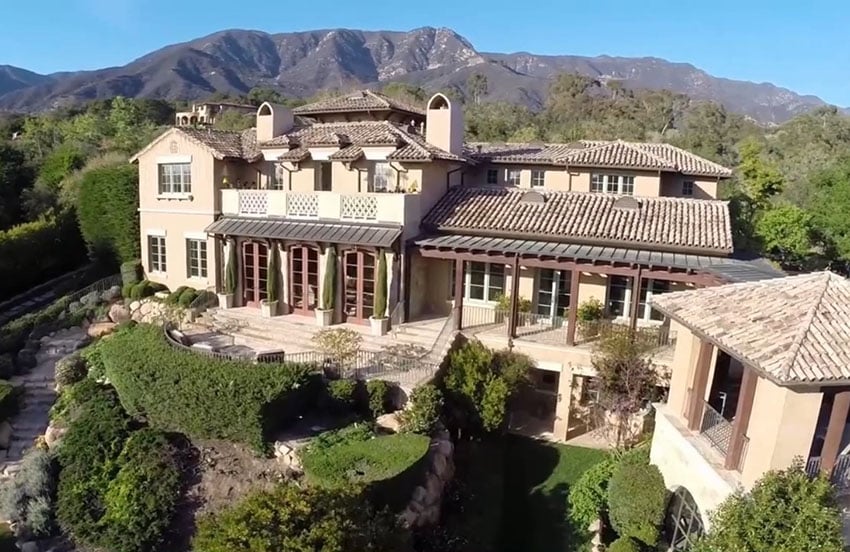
[664,486,705,551]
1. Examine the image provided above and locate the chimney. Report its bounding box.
[425,93,463,156]
[256,102,294,143]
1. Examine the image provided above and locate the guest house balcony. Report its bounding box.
[220,189,421,226]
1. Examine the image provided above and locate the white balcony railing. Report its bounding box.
[221,189,418,225]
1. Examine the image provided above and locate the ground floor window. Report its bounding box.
[186,239,207,278]
[535,269,571,318]
[148,235,166,273]
[449,260,505,303]
[606,276,670,320]
[665,487,704,551]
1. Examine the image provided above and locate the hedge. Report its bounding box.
[0,381,22,422]
[77,164,140,266]
[0,211,86,301]
[607,457,667,546]
[99,324,315,451]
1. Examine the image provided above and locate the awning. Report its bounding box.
[206,217,402,248]
[414,233,784,282]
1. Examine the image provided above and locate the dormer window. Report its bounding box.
[591,173,634,195]
[506,169,521,187]
[682,180,695,196]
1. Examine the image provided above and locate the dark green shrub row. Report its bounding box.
[0,297,71,355]
[607,450,667,547]
[122,279,166,300]
[400,383,443,434]
[120,260,142,287]
[55,379,181,552]
[323,378,393,418]
[0,211,86,301]
[165,285,198,307]
[99,324,315,451]
[0,449,57,538]
[77,165,140,266]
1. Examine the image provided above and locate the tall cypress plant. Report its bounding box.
[322,246,336,310]
[266,245,279,303]
[373,249,387,319]
[224,242,237,295]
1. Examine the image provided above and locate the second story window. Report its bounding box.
[486,169,498,185]
[372,162,393,192]
[531,169,545,188]
[682,180,695,196]
[591,174,634,195]
[158,163,191,195]
[506,169,521,186]
[315,162,332,191]
[270,163,286,190]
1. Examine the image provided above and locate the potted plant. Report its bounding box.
[218,242,237,309]
[576,297,605,339]
[370,249,389,336]
[261,246,279,317]
[316,246,336,327]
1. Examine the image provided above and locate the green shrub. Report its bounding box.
[577,298,604,321]
[0,355,13,380]
[177,287,198,308]
[120,260,142,287]
[400,383,443,434]
[121,282,135,299]
[0,296,71,355]
[0,211,86,302]
[608,536,642,552]
[99,324,314,451]
[366,380,391,418]
[607,458,667,546]
[0,381,21,422]
[77,164,140,265]
[192,483,408,552]
[55,352,88,389]
[165,286,189,305]
[374,249,387,318]
[129,280,153,300]
[569,456,617,529]
[99,429,181,552]
[80,342,107,381]
[0,449,57,538]
[327,379,357,412]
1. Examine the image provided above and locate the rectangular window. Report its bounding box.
[486,169,499,185]
[270,163,286,190]
[158,163,192,195]
[607,275,631,317]
[621,175,634,195]
[682,180,694,196]
[531,169,545,188]
[371,162,393,192]
[591,173,605,193]
[464,262,504,303]
[186,239,207,278]
[506,169,521,186]
[639,279,670,321]
[148,235,166,273]
[592,174,634,195]
[315,162,332,191]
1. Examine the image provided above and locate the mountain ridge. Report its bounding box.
[0,26,841,124]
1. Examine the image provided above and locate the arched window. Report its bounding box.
[427,93,450,110]
[258,103,273,116]
[665,487,704,551]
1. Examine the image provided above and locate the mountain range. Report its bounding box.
[0,27,839,124]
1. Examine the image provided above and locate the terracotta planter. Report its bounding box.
[261,300,278,318]
[370,316,389,336]
[217,293,234,310]
[316,308,333,327]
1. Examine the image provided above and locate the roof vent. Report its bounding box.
[613,196,640,210]
[520,191,546,205]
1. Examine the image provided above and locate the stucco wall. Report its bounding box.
[660,173,720,200]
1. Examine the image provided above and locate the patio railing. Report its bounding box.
[697,400,733,457]
[806,454,850,490]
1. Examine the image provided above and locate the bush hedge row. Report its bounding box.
[77,164,140,266]
[0,211,86,301]
[99,324,316,451]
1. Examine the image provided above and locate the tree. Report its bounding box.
[467,73,488,105]
[809,158,850,260]
[76,164,140,265]
[754,204,815,263]
[0,143,35,229]
[192,483,409,552]
[607,456,667,547]
[381,82,427,106]
[591,330,658,447]
[694,464,843,552]
[108,97,158,153]
[213,110,254,131]
[738,137,784,208]
[247,87,285,106]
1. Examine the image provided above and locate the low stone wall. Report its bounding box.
[398,429,454,529]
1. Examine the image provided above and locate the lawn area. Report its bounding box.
[501,435,607,552]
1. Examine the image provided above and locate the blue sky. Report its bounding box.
[2,0,848,106]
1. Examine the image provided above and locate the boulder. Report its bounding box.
[101,285,122,303]
[376,412,402,433]
[129,300,141,312]
[20,542,39,552]
[80,291,100,307]
[86,322,117,339]
[139,302,153,317]
[44,423,68,449]
[0,421,12,449]
[274,441,293,458]
[108,303,131,324]
[68,301,82,313]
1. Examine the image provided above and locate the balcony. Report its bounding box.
[220,189,420,225]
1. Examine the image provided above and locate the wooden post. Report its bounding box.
[629,267,643,331]
[453,258,464,330]
[725,366,757,470]
[821,390,850,475]
[508,256,520,338]
[687,340,714,431]
[566,268,581,346]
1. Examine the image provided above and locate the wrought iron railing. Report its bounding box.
[426,311,456,365]
[698,400,733,457]
[806,454,850,489]
[460,305,506,329]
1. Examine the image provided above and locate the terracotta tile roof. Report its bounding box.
[329,145,363,162]
[651,272,850,384]
[277,147,310,162]
[129,127,262,163]
[466,139,732,178]
[292,90,425,117]
[263,121,464,163]
[422,186,733,254]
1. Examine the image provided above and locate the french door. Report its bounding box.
[242,241,268,307]
[290,245,320,315]
[343,250,376,323]
[535,269,571,321]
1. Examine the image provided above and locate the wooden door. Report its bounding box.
[290,245,320,314]
[343,250,376,323]
[242,241,268,307]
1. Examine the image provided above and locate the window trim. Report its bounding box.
[451,261,505,305]
[682,180,695,196]
[590,173,635,195]
[531,169,545,189]
[371,162,393,192]
[147,234,167,274]
[486,168,499,185]
[186,238,208,279]
[606,276,669,322]
[157,162,192,197]
[505,168,521,187]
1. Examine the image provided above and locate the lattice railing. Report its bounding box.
[286,193,319,218]
[340,195,378,221]
[238,190,268,215]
